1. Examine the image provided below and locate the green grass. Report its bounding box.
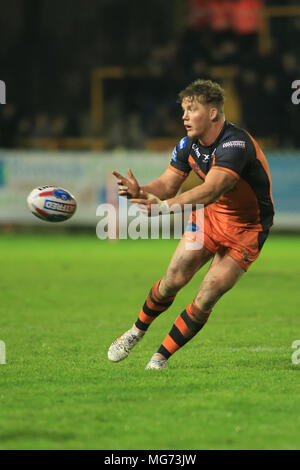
[0,233,300,450]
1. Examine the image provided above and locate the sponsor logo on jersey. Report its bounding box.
[179,137,187,150]
[44,199,74,213]
[192,143,210,162]
[192,143,201,158]
[172,147,178,162]
[223,140,246,149]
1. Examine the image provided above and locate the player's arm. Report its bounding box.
[141,168,187,200]
[131,139,248,215]
[113,137,191,201]
[131,168,237,214]
[112,167,187,200]
[167,168,237,208]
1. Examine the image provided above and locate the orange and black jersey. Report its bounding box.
[169,121,274,231]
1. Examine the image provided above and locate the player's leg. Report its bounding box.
[108,238,214,362]
[135,237,213,332]
[194,249,245,312]
[146,251,245,369]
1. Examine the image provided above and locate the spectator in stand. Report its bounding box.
[51,115,69,138]
[17,117,33,138]
[31,113,53,138]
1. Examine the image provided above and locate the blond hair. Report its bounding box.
[178,79,225,116]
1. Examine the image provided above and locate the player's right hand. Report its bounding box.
[112,168,141,199]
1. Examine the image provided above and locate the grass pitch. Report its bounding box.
[0,232,299,450]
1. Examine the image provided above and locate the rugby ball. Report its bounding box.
[27,185,77,222]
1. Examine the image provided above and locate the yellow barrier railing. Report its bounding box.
[259,5,300,53]
[15,6,299,153]
[91,65,240,135]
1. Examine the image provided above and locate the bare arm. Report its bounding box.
[166,168,237,209]
[112,168,187,200]
[131,168,237,214]
[141,168,187,200]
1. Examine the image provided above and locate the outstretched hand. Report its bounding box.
[112,168,142,199]
[130,196,170,217]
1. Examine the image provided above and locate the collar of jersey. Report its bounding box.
[195,120,228,149]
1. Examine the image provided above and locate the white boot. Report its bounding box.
[108,326,144,362]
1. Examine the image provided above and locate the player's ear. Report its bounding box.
[210,107,218,122]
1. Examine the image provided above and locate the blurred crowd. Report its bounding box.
[0,0,300,149]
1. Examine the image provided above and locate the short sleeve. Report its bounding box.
[212,139,248,179]
[169,137,191,176]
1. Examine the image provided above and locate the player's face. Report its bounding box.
[181,97,213,139]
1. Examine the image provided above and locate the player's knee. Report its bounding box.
[204,277,232,298]
[195,281,229,310]
[161,271,189,296]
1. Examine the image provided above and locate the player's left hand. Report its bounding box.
[130,196,169,217]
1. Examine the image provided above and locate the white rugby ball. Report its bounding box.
[27,185,77,222]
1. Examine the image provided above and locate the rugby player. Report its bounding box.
[108,79,274,370]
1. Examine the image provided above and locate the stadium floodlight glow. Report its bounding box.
[96,197,204,250]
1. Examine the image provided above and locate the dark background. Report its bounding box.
[1,0,299,149]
